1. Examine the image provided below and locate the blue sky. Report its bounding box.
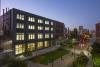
[1,0,100,30]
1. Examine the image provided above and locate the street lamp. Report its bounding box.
[72,38,77,60]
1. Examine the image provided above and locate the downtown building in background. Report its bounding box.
[96,23,100,43]
[0,8,65,56]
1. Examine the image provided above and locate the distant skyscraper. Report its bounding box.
[74,28,78,39]
[96,23,100,43]
[79,26,83,35]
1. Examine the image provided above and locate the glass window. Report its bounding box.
[28,43,35,51]
[38,33,43,39]
[21,15,24,20]
[38,26,43,30]
[51,34,53,38]
[28,25,35,29]
[28,33,35,39]
[45,21,49,24]
[45,27,49,30]
[37,42,43,49]
[45,34,49,38]
[16,23,24,29]
[38,19,43,23]
[28,17,35,22]
[44,41,49,47]
[51,22,53,25]
[51,28,53,31]
[16,14,24,20]
[17,14,20,19]
[16,33,24,40]
[15,44,25,55]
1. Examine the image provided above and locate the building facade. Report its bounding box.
[79,26,84,35]
[96,23,100,43]
[0,8,65,56]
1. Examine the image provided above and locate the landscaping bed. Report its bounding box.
[29,48,69,65]
[72,54,89,67]
[92,54,100,67]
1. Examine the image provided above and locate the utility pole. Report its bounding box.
[0,0,1,16]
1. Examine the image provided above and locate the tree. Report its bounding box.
[8,59,27,67]
[91,42,100,55]
[0,55,27,67]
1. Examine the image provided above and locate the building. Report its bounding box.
[54,22,65,39]
[96,23,100,43]
[0,8,65,56]
[79,26,84,35]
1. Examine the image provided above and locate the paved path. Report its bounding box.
[86,57,93,67]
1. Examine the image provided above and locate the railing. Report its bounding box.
[0,50,14,59]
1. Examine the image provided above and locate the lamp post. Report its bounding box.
[72,38,77,60]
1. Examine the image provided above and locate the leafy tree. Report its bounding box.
[0,55,27,67]
[73,54,89,67]
[8,59,27,67]
[0,55,15,65]
[91,42,100,55]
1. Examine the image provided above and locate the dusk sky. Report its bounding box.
[1,0,100,30]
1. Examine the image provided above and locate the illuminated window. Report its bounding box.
[51,22,53,25]
[16,23,24,29]
[28,43,35,51]
[45,34,49,38]
[16,33,24,40]
[51,34,53,38]
[17,14,20,19]
[28,33,35,39]
[45,21,49,24]
[28,17,35,22]
[28,25,35,29]
[16,14,24,20]
[21,15,24,20]
[51,28,53,31]
[38,33,43,39]
[45,27,49,30]
[38,19,43,23]
[44,41,49,47]
[37,42,43,49]
[15,44,25,55]
[38,26,43,30]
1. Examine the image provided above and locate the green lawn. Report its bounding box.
[29,48,69,65]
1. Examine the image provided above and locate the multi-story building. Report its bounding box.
[0,8,65,56]
[79,26,84,35]
[54,22,65,39]
[96,23,100,43]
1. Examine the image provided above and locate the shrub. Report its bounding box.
[72,55,89,67]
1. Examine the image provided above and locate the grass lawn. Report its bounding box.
[29,48,69,65]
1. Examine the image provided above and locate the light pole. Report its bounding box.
[72,38,77,60]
